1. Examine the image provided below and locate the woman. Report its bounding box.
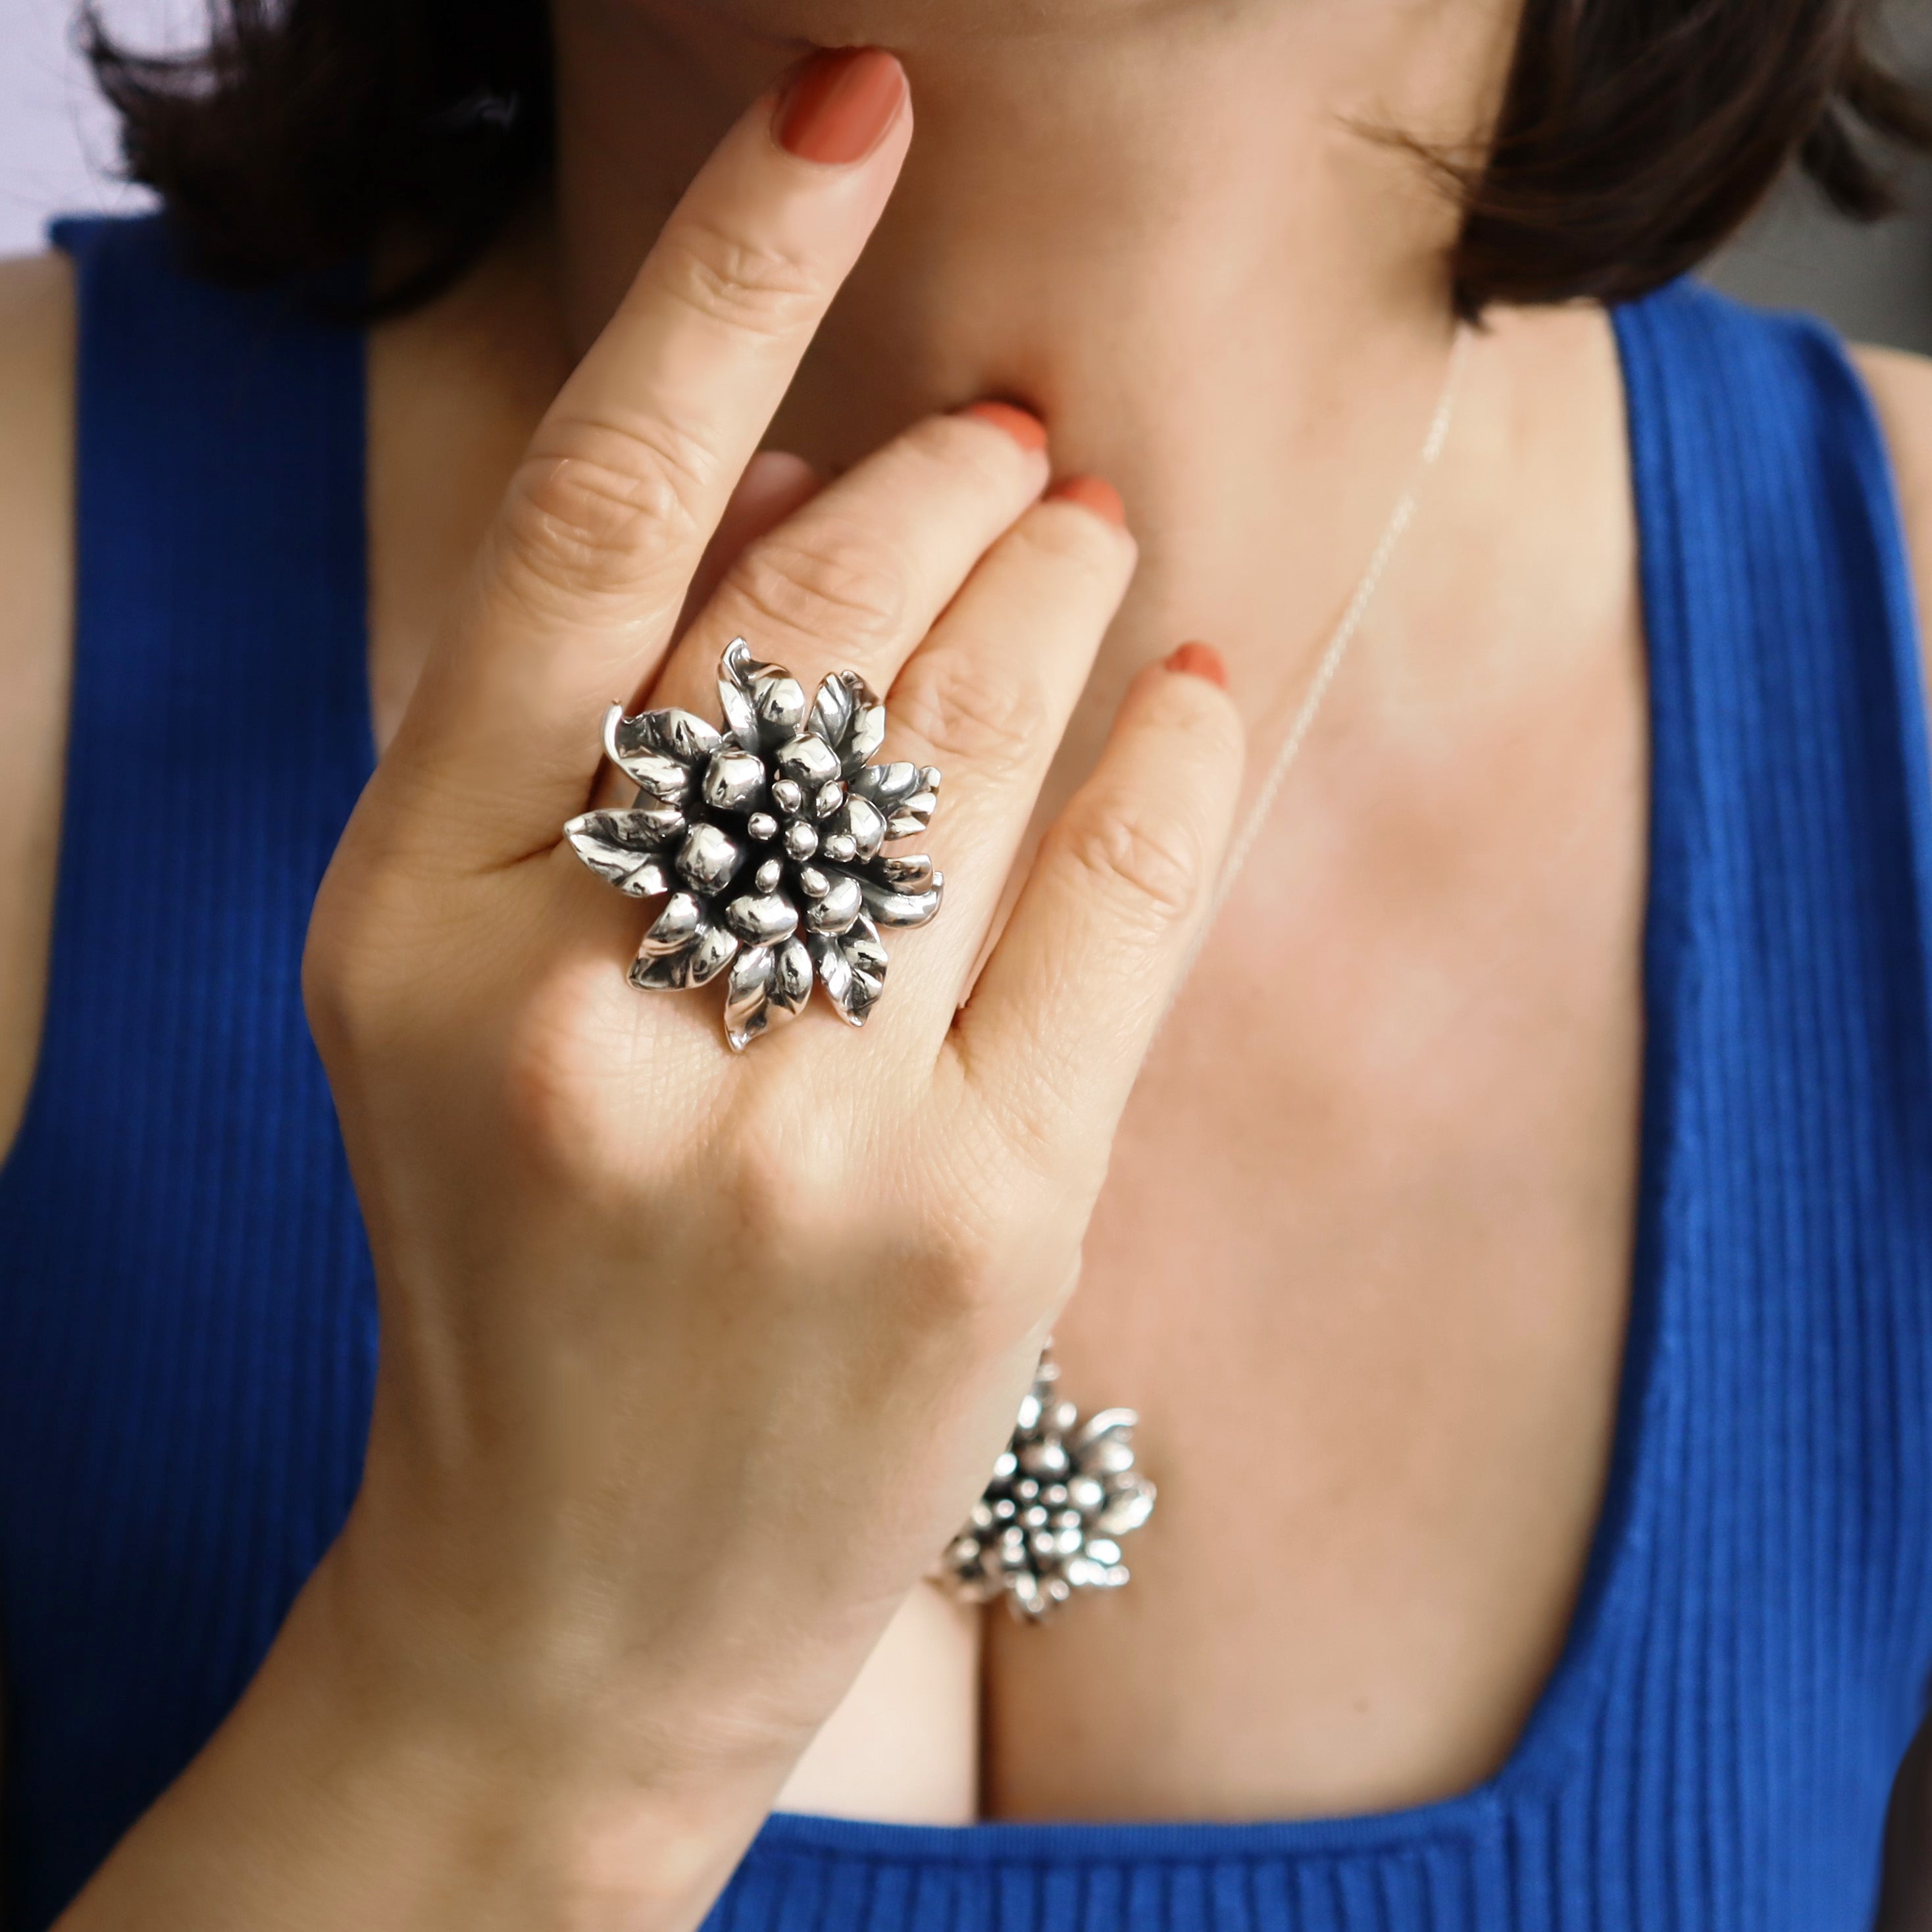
[2,0,1931,1924]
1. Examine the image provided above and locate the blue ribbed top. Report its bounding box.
[4,213,1932,1931]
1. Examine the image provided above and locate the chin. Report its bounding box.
[638,0,1200,49]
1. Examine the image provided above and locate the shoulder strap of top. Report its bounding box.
[1607,279,1932,1783]
[1614,277,1932,982]
[47,213,373,773]
[10,208,375,1233]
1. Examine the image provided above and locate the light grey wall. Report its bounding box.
[0,0,169,254]
[1705,7,1932,353]
[5,0,1931,349]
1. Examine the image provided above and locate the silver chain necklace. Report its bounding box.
[939,322,1475,1621]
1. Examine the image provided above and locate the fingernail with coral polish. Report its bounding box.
[1046,475,1126,526]
[775,48,907,165]
[1164,642,1229,689]
[956,401,1049,453]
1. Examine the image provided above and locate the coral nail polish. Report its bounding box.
[956,401,1050,453]
[774,48,907,165]
[1046,475,1127,525]
[1164,642,1229,688]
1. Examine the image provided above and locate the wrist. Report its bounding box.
[215,1544,794,1932]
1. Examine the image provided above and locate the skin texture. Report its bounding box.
[2,0,1932,1917]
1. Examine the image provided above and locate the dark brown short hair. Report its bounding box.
[85,0,1931,320]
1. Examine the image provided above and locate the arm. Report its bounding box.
[0,243,74,1932]
[1854,342,1932,683]
[1853,339,1932,1926]
[0,249,74,1167]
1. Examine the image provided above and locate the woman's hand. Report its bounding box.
[60,48,1242,1932]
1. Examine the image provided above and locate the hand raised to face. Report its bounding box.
[303,47,1241,1925]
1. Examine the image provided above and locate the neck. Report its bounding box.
[540,0,1516,724]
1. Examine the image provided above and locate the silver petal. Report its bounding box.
[1096,1478,1156,1538]
[1073,1408,1139,1450]
[841,913,888,983]
[848,760,922,809]
[1077,1436,1138,1477]
[650,707,726,767]
[844,965,884,1023]
[601,705,692,801]
[856,871,943,928]
[700,746,766,813]
[674,823,742,894]
[639,892,705,957]
[719,677,759,750]
[721,638,795,747]
[842,696,887,772]
[564,806,684,896]
[886,775,940,839]
[803,870,863,935]
[629,920,738,990]
[769,936,813,1018]
[718,638,762,746]
[723,944,774,1051]
[836,794,888,861]
[775,734,841,788]
[753,673,809,740]
[810,669,854,748]
[686,923,740,986]
[809,930,865,1025]
[724,892,800,944]
[871,852,933,893]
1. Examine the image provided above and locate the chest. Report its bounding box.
[979,638,1651,1819]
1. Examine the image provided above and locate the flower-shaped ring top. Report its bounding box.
[563,640,944,1050]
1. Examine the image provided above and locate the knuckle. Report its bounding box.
[727,529,912,655]
[659,216,827,342]
[302,871,410,1067]
[890,651,1041,776]
[715,1093,864,1260]
[499,419,712,601]
[1053,801,1205,928]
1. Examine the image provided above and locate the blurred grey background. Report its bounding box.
[4,0,1932,350]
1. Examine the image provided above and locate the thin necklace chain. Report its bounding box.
[1206,322,1473,925]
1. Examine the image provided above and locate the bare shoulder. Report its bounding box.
[0,249,76,1165]
[1853,343,1932,634]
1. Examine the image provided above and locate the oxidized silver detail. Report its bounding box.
[939,1347,1156,1622]
[564,639,944,1050]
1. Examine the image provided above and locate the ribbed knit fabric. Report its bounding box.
[3,213,1931,1931]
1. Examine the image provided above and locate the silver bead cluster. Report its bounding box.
[563,640,942,1050]
[940,1350,1156,1621]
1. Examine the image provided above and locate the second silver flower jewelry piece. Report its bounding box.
[946,323,1475,1620]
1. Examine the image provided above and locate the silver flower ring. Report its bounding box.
[563,639,944,1050]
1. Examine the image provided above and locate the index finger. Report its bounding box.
[380,49,913,867]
